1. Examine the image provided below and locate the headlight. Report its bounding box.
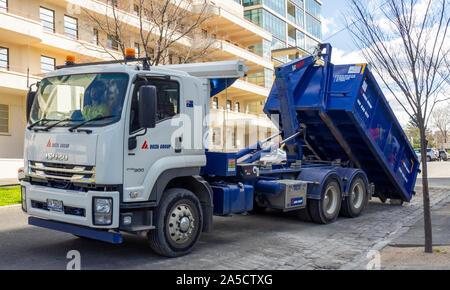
[93,197,112,225]
[21,186,27,212]
[95,199,111,213]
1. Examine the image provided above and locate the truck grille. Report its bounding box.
[28,161,95,183]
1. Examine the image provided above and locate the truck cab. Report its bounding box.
[21,55,247,257]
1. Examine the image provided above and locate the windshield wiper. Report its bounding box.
[68,115,116,132]
[43,118,83,131]
[27,118,58,130]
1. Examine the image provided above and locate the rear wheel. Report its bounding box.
[340,175,368,218]
[148,188,202,257]
[308,179,342,224]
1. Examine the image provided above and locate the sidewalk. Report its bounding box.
[380,200,450,269]
[0,159,22,187]
[0,178,19,187]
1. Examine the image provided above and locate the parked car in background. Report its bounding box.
[415,148,438,161]
[427,148,439,161]
[439,150,449,161]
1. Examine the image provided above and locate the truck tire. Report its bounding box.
[340,175,368,218]
[148,188,203,257]
[308,179,341,224]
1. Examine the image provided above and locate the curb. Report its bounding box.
[0,204,21,209]
[0,184,19,188]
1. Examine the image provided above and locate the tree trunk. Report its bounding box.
[419,123,433,253]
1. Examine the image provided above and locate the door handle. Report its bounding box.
[175,136,182,153]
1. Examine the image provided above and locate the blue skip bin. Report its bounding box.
[264,44,419,202]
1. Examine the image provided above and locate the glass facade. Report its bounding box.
[245,0,321,59]
[290,0,304,8]
[305,0,321,19]
[243,0,285,17]
[263,0,285,16]
[247,39,272,59]
[244,9,286,41]
[296,30,305,49]
[305,35,319,53]
[295,6,304,28]
[306,14,321,39]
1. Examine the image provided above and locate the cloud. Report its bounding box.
[331,47,367,64]
[321,16,339,37]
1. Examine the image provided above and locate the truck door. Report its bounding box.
[123,77,182,203]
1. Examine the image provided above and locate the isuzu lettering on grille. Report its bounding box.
[45,152,68,161]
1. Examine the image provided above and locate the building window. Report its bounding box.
[306,14,321,39]
[64,15,78,39]
[226,100,232,111]
[212,97,218,109]
[305,0,321,19]
[0,0,7,12]
[134,42,140,57]
[40,7,55,33]
[107,34,118,50]
[235,102,240,112]
[133,4,139,16]
[93,28,99,45]
[41,55,55,73]
[0,104,9,135]
[0,47,8,70]
[245,9,286,42]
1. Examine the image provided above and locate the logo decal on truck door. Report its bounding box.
[142,141,149,149]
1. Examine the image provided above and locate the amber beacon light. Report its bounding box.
[125,48,136,60]
[65,55,76,65]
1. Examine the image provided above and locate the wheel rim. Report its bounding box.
[323,185,338,216]
[167,203,196,244]
[351,182,364,209]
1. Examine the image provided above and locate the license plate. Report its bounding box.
[47,199,63,212]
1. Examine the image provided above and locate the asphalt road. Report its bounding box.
[1,162,449,270]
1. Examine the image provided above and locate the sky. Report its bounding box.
[321,0,366,65]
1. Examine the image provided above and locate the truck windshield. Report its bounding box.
[29,73,129,127]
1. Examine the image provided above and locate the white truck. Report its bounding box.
[21,44,419,258]
[21,54,247,257]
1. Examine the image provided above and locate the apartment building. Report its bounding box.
[0,0,276,158]
[241,0,322,64]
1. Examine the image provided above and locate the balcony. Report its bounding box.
[0,69,40,92]
[0,9,43,44]
[213,40,273,71]
[39,31,122,61]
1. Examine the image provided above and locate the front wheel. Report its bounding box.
[148,188,203,257]
[340,175,368,218]
[308,179,342,224]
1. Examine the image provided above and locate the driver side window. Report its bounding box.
[130,79,180,133]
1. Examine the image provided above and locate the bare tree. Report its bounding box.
[346,0,449,253]
[83,0,216,64]
[137,0,216,65]
[432,105,450,148]
[83,0,132,59]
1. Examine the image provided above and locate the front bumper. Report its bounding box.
[21,181,120,229]
[28,217,122,243]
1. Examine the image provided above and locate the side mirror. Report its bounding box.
[26,84,38,122]
[138,85,157,129]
